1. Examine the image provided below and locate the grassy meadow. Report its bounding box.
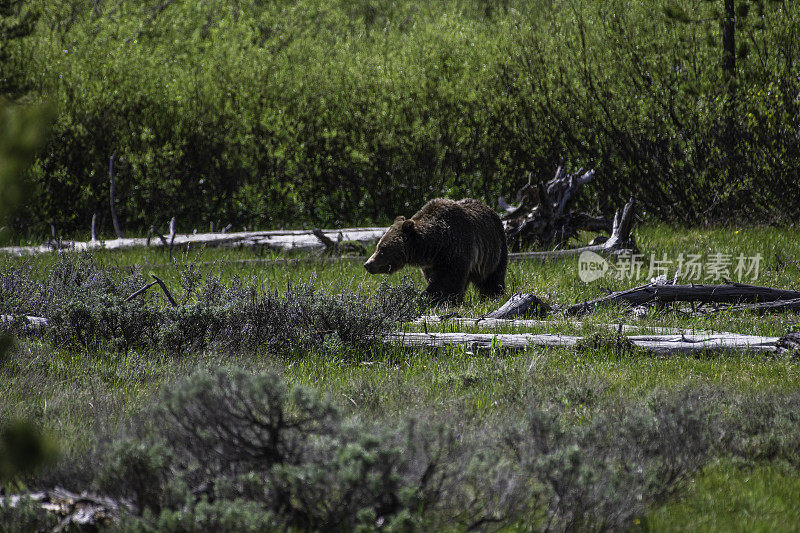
[2,224,800,530]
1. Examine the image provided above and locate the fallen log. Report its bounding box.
[388,331,580,350]
[411,316,719,336]
[0,314,49,334]
[2,312,786,355]
[566,282,800,316]
[0,227,387,256]
[385,331,780,355]
[0,201,635,259]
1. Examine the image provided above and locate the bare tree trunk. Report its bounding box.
[721,0,738,180]
[109,155,124,239]
[722,0,736,80]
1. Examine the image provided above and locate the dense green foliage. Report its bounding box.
[3,362,800,531]
[0,101,54,237]
[3,0,799,235]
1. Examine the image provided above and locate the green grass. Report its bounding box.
[3,223,800,528]
[647,462,800,532]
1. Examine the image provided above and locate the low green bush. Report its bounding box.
[32,367,791,531]
[0,254,424,356]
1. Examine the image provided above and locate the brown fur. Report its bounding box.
[364,198,508,305]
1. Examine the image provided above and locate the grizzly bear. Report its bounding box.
[364,198,507,305]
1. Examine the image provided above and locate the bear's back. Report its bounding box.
[411,198,505,276]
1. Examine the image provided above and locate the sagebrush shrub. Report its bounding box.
[0,255,423,356]
[34,368,776,531]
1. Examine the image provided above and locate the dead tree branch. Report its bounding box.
[124,280,159,302]
[151,275,178,307]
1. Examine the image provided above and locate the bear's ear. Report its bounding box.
[402,219,415,234]
[394,215,406,224]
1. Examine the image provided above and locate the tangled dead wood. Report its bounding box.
[394,280,800,355]
[0,487,133,529]
[499,160,632,252]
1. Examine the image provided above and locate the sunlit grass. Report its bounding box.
[3,223,800,527]
[647,461,800,532]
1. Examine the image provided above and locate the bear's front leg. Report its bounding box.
[423,262,470,306]
[475,262,507,299]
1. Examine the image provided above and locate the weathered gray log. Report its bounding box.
[2,312,784,355]
[483,293,550,318]
[389,331,580,350]
[0,201,632,258]
[567,282,800,316]
[411,316,719,336]
[0,227,388,256]
[386,331,780,355]
[0,314,49,333]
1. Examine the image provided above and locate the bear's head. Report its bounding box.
[364,216,416,274]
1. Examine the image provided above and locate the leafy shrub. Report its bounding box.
[124,499,279,533]
[97,440,173,513]
[0,495,58,533]
[495,390,715,532]
[97,368,437,530]
[721,392,800,467]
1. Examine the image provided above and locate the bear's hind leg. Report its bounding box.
[476,262,507,299]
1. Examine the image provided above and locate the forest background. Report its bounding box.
[2,0,798,237]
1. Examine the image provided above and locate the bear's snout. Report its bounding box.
[363,260,378,274]
[364,255,391,274]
